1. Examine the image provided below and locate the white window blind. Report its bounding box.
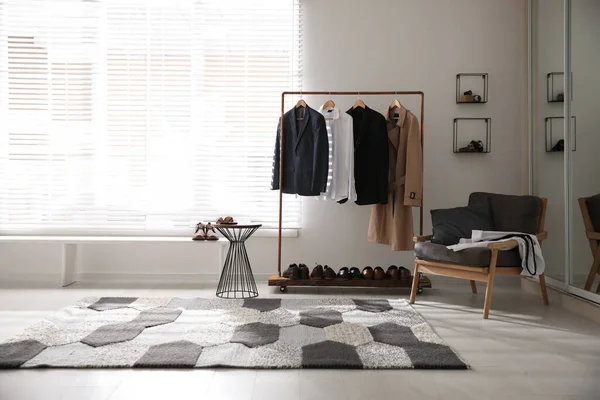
[0,0,302,235]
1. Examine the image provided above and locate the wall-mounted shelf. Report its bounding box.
[456,73,488,103]
[546,72,573,103]
[453,118,491,153]
[545,116,576,152]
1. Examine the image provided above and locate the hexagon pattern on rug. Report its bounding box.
[368,323,420,347]
[301,340,362,368]
[88,297,137,311]
[134,340,203,368]
[279,324,326,348]
[300,309,343,328]
[0,340,46,368]
[231,322,279,348]
[0,297,467,369]
[258,307,300,327]
[82,322,145,348]
[353,299,393,313]
[243,298,281,312]
[324,322,373,347]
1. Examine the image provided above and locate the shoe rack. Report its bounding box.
[268,274,432,294]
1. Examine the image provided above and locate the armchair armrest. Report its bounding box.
[488,232,548,249]
[487,240,519,250]
[537,231,548,242]
[587,231,600,240]
[413,235,432,243]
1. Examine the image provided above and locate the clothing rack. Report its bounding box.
[269,90,430,293]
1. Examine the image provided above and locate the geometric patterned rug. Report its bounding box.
[0,297,468,369]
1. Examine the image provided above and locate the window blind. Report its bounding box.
[0,0,303,235]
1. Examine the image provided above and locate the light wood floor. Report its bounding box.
[0,280,599,400]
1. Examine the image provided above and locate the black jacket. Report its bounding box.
[347,106,389,205]
[271,106,329,196]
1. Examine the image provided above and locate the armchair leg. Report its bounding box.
[483,249,499,319]
[409,262,420,304]
[583,247,600,291]
[470,280,477,294]
[539,273,549,306]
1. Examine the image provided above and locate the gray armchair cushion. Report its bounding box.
[585,193,600,232]
[468,192,542,234]
[414,241,521,267]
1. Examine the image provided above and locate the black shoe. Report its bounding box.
[337,267,350,279]
[459,140,485,153]
[299,264,309,280]
[552,139,565,152]
[349,267,362,279]
[282,264,299,280]
[386,265,399,280]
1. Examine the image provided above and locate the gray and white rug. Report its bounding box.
[0,297,467,369]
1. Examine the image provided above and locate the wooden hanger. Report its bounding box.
[389,95,402,119]
[321,99,335,109]
[389,98,401,110]
[352,92,366,109]
[295,98,307,120]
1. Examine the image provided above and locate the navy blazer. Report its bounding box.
[347,106,389,205]
[271,106,329,196]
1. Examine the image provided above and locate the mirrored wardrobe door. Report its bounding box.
[569,0,600,298]
[533,0,566,284]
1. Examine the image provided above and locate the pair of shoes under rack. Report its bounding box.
[192,222,218,241]
[282,263,309,280]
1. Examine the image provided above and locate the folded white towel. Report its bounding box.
[447,230,545,277]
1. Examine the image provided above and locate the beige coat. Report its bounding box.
[368,106,423,251]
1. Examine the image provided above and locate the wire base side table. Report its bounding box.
[214,224,261,299]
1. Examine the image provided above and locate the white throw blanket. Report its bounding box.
[447,230,545,277]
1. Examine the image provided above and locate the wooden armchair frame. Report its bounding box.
[579,197,600,293]
[409,198,549,319]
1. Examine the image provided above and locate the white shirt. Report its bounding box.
[318,105,356,202]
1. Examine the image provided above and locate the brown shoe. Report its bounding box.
[386,265,399,280]
[398,266,411,280]
[323,265,336,280]
[362,266,374,280]
[299,264,309,280]
[310,265,324,280]
[373,266,386,280]
[282,264,299,279]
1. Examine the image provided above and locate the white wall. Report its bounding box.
[0,0,528,285]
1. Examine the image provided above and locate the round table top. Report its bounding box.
[213,223,262,229]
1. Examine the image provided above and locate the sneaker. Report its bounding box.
[310,265,324,280]
[299,264,309,280]
[282,264,299,280]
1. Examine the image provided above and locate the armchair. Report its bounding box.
[409,192,549,319]
[579,194,600,292]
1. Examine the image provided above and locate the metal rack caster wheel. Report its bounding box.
[280,286,287,293]
[417,288,424,295]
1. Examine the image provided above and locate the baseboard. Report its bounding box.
[77,272,274,284]
[521,277,600,325]
[0,272,61,286]
[427,274,520,287]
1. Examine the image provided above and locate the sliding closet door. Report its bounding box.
[533,0,566,285]
[568,1,600,301]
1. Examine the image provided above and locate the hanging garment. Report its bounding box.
[447,230,545,277]
[318,104,356,202]
[368,106,423,250]
[346,106,389,205]
[271,105,329,196]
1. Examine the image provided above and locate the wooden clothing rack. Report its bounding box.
[269,90,431,293]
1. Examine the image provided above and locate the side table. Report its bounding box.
[213,224,262,298]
